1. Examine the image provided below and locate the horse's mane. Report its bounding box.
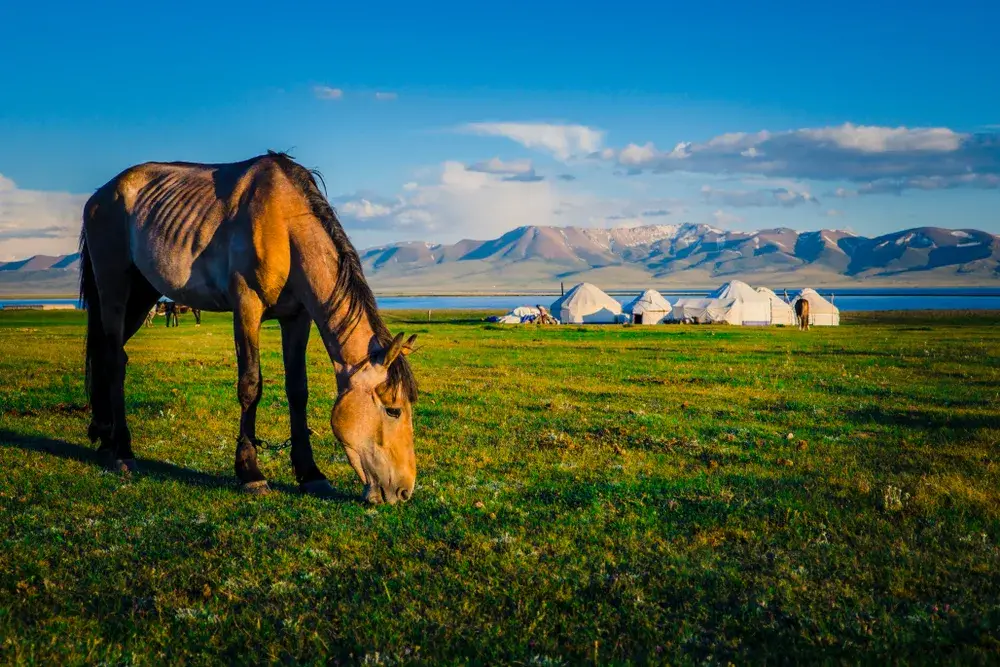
[265,150,417,402]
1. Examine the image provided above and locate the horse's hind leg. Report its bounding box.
[280,309,333,497]
[232,289,269,494]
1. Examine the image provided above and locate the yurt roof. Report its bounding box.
[709,279,768,302]
[551,282,622,315]
[623,289,671,313]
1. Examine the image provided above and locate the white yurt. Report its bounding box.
[622,289,672,325]
[550,283,623,324]
[708,280,772,325]
[671,297,742,325]
[794,288,840,326]
[756,286,796,326]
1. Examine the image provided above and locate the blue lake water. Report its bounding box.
[3,289,1000,312]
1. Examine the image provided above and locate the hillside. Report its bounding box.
[2,225,999,295]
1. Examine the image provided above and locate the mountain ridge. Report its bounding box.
[2,224,998,295]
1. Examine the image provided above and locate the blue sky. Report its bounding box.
[1,0,998,258]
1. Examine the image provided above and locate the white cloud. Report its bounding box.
[466,157,533,175]
[701,184,818,208]
[619,142,657,166]
[603,123,1000,184]
[313,85,343,100]
[796,124,962,152]
[465,157,542,182]
[334,162,687,243]
[339,198,397,220]
[460,122,605,160]
[374,91,398,101]
[0,174,87,260]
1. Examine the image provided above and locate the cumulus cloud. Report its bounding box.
[313,85,343,100]
[333,162,561,239]
[0,174,88,259]
[374,91,398,101]
[700,185,818,208]
[334,162,688,243]
[460,122,604,160]
[605,123,1000,185]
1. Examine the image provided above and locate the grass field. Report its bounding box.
[1,308,999,665]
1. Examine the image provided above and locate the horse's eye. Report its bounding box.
[385,407,402,419]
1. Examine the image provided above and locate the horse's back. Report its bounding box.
[84,154,311,313]
[95,157,272,311]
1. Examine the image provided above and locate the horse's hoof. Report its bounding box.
[242,480,271,495]
[300,479,337,498]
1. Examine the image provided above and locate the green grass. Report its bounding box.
[1,308,999,665]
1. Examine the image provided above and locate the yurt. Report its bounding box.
[793,288,840,326]
[671,297,741,325]
[707,280,772,325]
[550,283,623,324]
[623,289,672,325]
[756,286,796,326]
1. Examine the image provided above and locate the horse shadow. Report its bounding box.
[0,429,354,501]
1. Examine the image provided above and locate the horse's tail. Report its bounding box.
[79,222,102,404]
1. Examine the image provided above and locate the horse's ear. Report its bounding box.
[401,334,418,356]
[381,332,406,367]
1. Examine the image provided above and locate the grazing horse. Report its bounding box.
[162,301,202,327]
[795,298,810,331]
[79,151,419,503]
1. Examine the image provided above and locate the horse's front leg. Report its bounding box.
[233,294,269,494]
[280,309,336,498]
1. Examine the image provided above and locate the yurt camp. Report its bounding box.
[794,288,841,326]
[622,289,672,325]
[551,283,623,324]
[756,286,796,326]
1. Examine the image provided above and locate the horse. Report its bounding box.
[161,301,202,327]
[795,298,810,331]
[78,151,418,503]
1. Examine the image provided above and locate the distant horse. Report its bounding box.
[79,151,419,503]
[795,298,810,331]
[161,301,202,327]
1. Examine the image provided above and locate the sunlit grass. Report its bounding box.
[1,309,999,664]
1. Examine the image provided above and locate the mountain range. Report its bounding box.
[2,224,998,295]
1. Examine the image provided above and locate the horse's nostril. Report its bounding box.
[398,487,411,502]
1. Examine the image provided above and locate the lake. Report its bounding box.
[3,288,1000,312]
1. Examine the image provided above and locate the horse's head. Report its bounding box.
[331,333,418,505]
